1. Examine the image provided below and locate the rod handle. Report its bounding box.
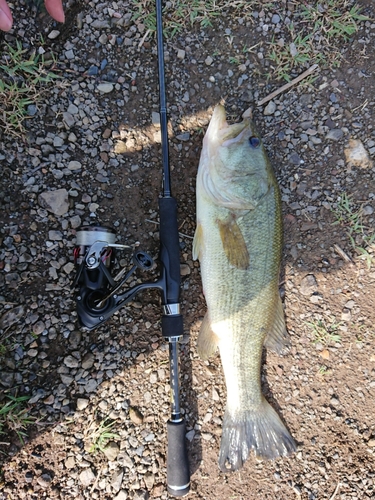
[158,197,181,303]
[167,419,190,497]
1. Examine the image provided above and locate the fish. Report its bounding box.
[193,104,296,471]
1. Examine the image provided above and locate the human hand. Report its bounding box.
[0,0,65,31]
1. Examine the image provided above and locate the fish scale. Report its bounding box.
[193,104,296,471]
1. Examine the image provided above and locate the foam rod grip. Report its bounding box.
[167,419,190,497]
[158,197,181,303]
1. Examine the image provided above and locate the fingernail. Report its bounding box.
[0,8,12,31]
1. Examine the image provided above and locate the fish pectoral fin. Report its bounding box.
[192,223,203,261]
[197,312,219,359]
[263,294,290,354]
[218,217,250,270]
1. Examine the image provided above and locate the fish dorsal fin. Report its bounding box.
[217,217,250,270]
[263,294,290,354]
[192,223,203,261]
[197,312,219,360]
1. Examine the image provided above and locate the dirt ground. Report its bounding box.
[1,0,375,499]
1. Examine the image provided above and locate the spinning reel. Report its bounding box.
[73,225,157,330]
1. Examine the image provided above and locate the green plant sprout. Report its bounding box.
[307,318,342,345]
[0,395,37,444]
[0,40,59,138]
[85,417,120,454]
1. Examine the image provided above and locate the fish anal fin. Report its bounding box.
[264,295,290,354]
[197,313,219,360]
[193,223,203,261]
[217,217,249,270]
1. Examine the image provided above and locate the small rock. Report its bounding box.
[114,141,128,154]
[133,491,149,500]
[111,469,124,493]
[37,474,52,488]
[144,472,155,490]
[0,372,14,388]
[205,56,213,66]
[84,379,98,393]
[82,352,95,369]
[79,468,96,487]
[180,263,191,276]
[363,205,374,215]
[48,30,60,39]
[114,491,128,500]
[76,398,89,411]
[129,407,143,424]
[65,456,76,469]
[264,101,276,116]
[326,129,343,141]
[97,83,114,93]
[33,320,45,335]
[152,111,160,128]
[48,230,63,240]
[65,49,75,60]
[0,306,24,329]
[70,215,81,229]
[67,103,79,115]
[53,136,64,147]
[344,139,373,169]
[68,160,82,171]
[62,112,75,128]
[103,441,120,461]
[177,49,185,60]
[300,274,318,296]
[38,189,69,216]
[64,355,80,368]
[69,330,82,348]
[176,132,190,142]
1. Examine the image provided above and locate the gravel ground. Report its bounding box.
[1,0,375,499]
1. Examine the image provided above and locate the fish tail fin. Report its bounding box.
[264,294,290,354]
[218,398,296,471]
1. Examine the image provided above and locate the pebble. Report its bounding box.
[68,161,82,171]
[38,189,69,216]
[76,398,89,410]
[103,441,120,461]
[114,492,128,500]
[79,468,96,487]
[129,407,144,424]
[177,49,186,60]
[48,30,60,39]
[37,474,52,487]
[264,101,276,115]
[300,274,318,296]
[326,129,343,141]
[97,83,114,93]
[82,352,95,369]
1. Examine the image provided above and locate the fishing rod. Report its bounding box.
[71,0,190,496]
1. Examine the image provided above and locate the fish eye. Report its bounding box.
[249,136,260,148]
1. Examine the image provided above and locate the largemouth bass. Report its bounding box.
[193,105,296,471]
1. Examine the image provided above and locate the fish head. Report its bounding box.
[199,105,271,210]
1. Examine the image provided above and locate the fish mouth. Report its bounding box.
[207,104,251,143]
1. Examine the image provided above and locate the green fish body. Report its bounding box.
[193,105,296,471]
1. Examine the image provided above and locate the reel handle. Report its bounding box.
[167,419,190,497]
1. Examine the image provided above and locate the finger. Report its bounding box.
[0,0,13,31]
[44,0,65,23]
